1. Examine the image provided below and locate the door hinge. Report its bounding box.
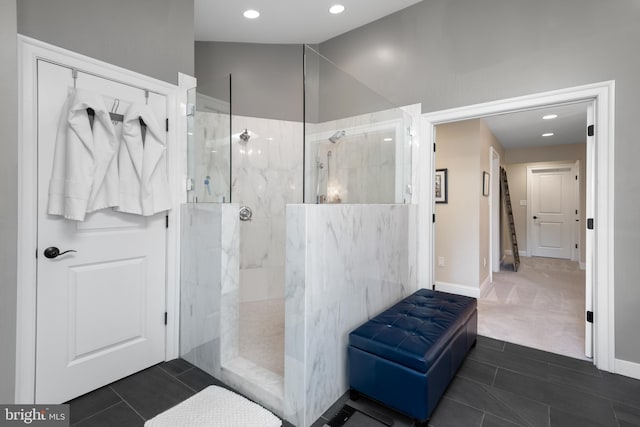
[166,118,169,132]
[575,243,578,249]
[586,311,593,323]
[587,218,594,230]
[433,143,436,153]
[35,248,38,259]
[587,124,594,137]
[433,214,436,223]
[575,175,578,181]
[166,214,169,228]
[164,312,168,325]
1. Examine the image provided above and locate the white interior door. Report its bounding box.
[36,60,167,403]
[528,165,576,259]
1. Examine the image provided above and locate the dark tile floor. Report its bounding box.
[68,336,640,427]
[314,336,640,427]
[66,359,294,427]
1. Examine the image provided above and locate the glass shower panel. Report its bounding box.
[303,45,412,204]
[187,75,231,203]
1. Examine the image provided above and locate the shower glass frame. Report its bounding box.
[303,45,413,205]
[186,74,232,204]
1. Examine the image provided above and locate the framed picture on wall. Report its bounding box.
[483,171,490,196]
[435,168,448,203]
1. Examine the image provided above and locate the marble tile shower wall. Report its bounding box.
[315,136,396,204]
[284,204,418,427]
[192,111,230,203]
[232,115,304,302]
[180,204,239,378]
[305,108,408,204]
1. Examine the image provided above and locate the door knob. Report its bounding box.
[533,216,538,219]
[44,247,77,259]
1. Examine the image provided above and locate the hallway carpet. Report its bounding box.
[479,256,586,360]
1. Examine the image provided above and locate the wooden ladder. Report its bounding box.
[500,167,520,272]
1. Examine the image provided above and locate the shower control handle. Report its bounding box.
[239,206,253,222]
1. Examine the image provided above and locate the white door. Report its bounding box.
[528,165,576,259]
[36,60,167,403]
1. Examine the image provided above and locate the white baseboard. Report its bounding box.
[434,281,480,298]
[479,274,492,298]
[615,358,640,380]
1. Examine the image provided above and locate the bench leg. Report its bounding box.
[349,389,361,401]
[414,418,429,427]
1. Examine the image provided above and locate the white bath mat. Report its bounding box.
[144,385,282,427]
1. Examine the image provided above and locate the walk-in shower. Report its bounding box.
[180,45,414,425]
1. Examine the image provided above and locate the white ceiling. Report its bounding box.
[482,102,590,149]
[194,0,424,44]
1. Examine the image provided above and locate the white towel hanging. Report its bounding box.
[48,88,119,221]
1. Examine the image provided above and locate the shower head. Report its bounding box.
[328,130,346,144]
[239,129,250,143]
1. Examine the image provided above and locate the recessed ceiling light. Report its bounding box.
[543,114,558,120]
[243,9,260,19]
[542,132,555,137]
[329,4,345,14]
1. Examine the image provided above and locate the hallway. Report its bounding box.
[479,256,586,360]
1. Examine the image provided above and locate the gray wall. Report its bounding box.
[8,0,195,401]
[195,42,303,121]
[319,0,640,363]
[17,0,194,84]
[0,0,18,404]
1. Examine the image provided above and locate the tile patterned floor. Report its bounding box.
[66,359,294,427]
[68,337,640,427]
[239,298,285,377]
[312,336,640,427]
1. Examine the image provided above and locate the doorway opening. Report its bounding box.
[433,115,586,359]
[419,81,615,371]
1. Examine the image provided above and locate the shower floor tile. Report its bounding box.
[239,298,285,377]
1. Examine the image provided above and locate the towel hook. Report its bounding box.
[110,98,120,125]
[144,90,149,105]
[71,69,78,88]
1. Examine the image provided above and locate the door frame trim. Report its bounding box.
[16,36,184,403]
[489,146,501,278]
[526,162,579,260]
[418,80,615,371]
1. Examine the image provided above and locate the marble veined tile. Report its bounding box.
[284,204,417,427]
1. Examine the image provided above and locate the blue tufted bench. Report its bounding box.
[348,288,477,425]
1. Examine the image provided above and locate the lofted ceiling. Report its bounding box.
[194,1,589,150]
[194,0,424,44]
